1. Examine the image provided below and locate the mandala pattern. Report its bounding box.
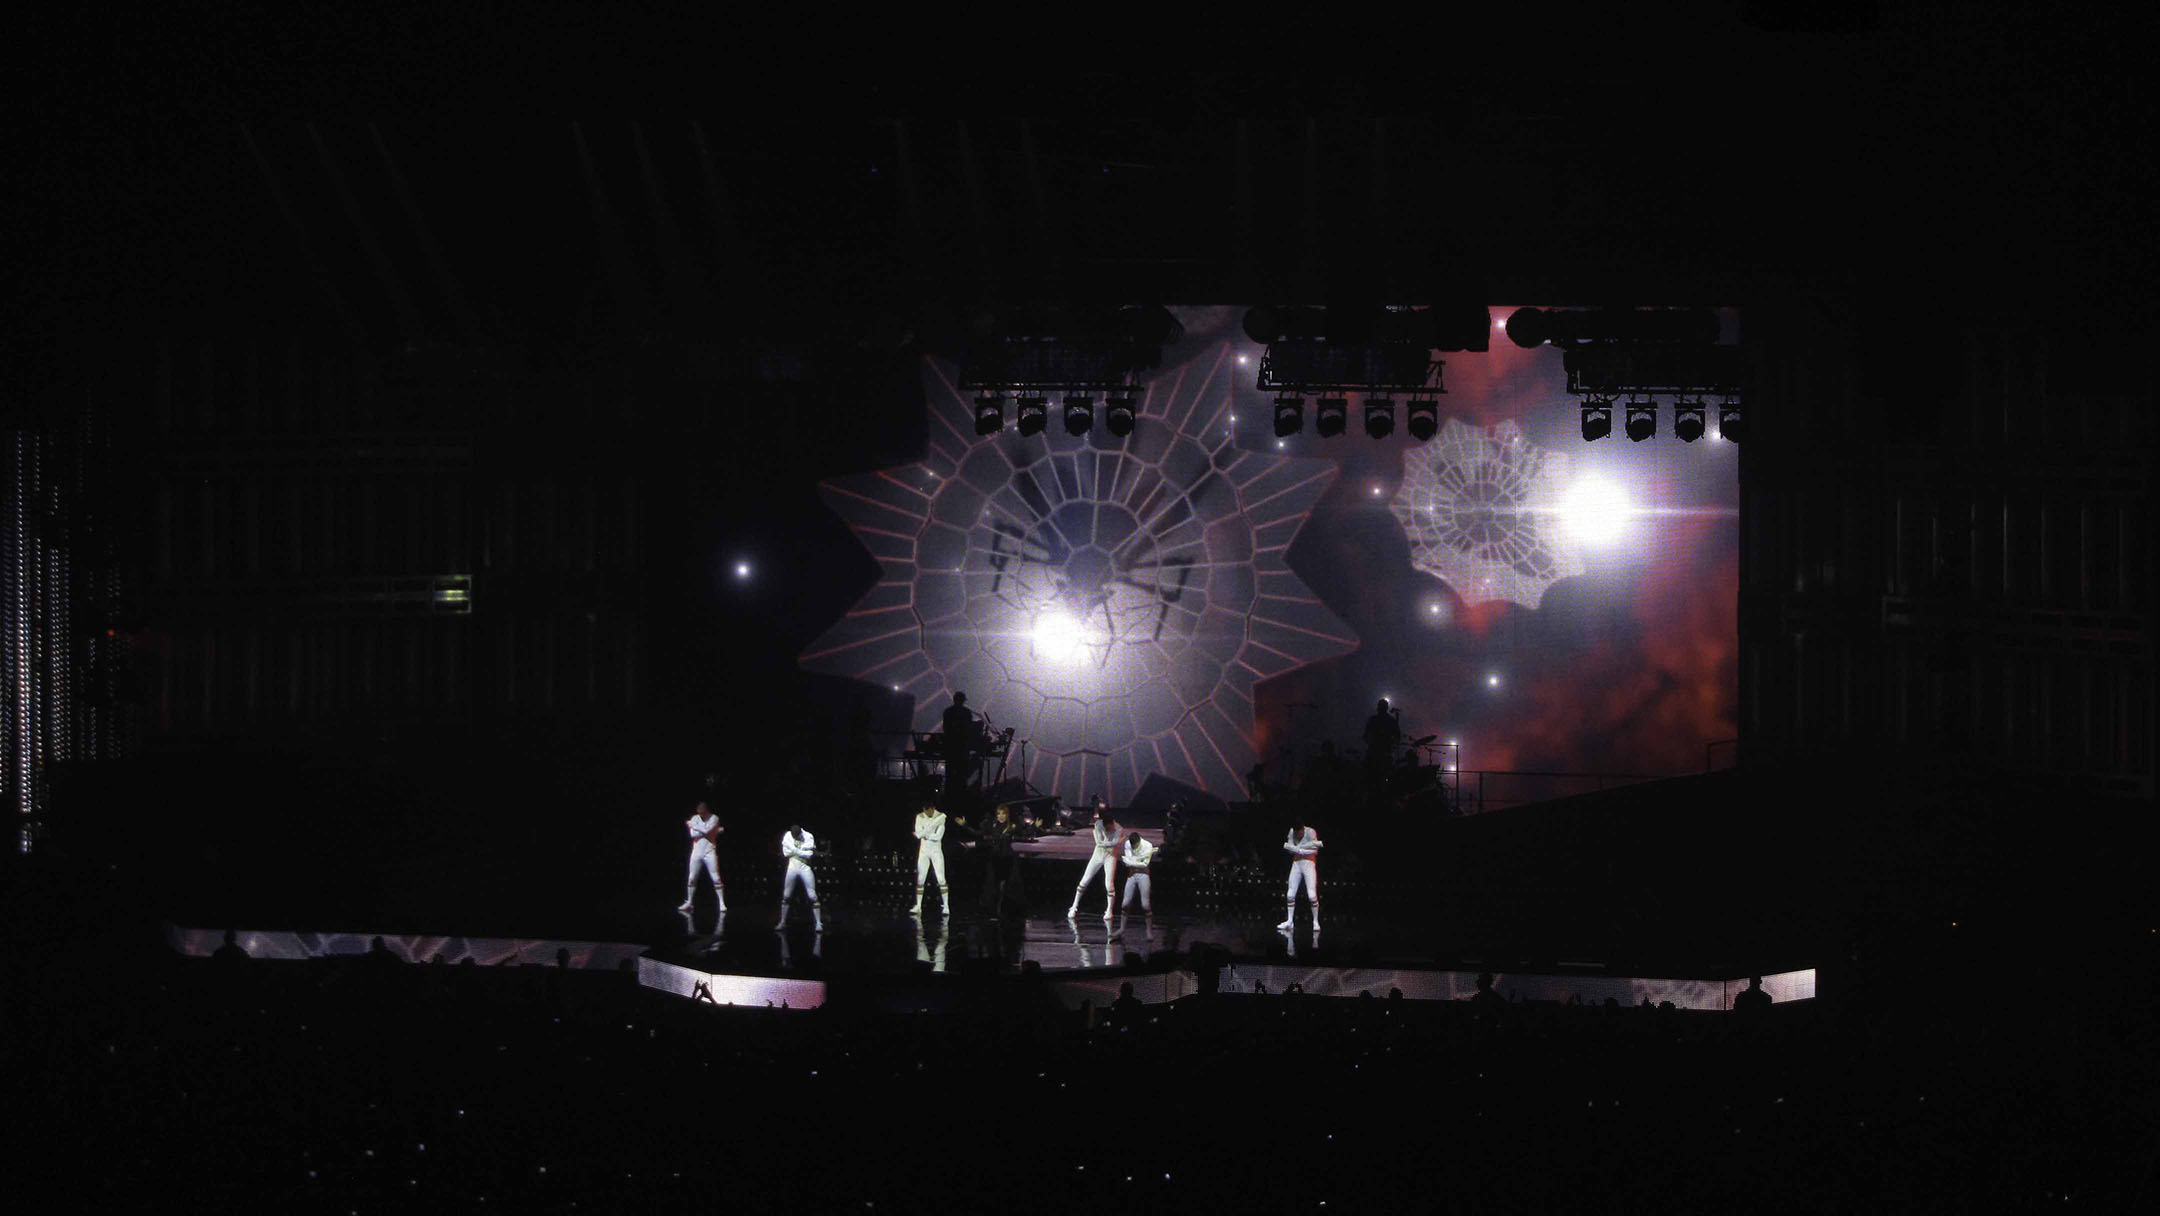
[1390,418,1584,608]
[803,341,1357,805]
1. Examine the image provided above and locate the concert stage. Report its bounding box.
[172,898,1814,1015]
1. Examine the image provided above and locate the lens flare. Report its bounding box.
[1559,477,1632,546]
[1030,611,1088,665]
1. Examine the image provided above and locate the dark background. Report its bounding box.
[5,3,2151,903]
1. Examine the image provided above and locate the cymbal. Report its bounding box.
[1409,734,1438,747]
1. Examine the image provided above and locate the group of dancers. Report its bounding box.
[678,798,1326,933]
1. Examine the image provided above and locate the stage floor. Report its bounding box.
[651,903,1309,977]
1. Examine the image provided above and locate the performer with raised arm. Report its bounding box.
[1119,830,1155,915]
[911,800,950,916]
[777,823,822,931]
[1067,802,1121,919]
[678,801,726,912]
[1277,822,1324,931]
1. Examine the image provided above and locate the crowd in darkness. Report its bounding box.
[12,896,2150,1212]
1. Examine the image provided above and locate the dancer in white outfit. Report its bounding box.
[1119,831,1155,913]
[911,802,949,915]
[1067,807,1120,919]
[777,824,822,930]
[1277,823,1323,930]
[678,802,726,912]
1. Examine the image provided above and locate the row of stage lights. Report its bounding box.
[974,392,1138,438]
[1271,394,1441,440]
[1579,397,1743,443]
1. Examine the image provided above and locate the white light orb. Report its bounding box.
[1559,476,1632,546]
[1031,611,1088,665]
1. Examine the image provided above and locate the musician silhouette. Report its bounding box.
[1363,699,1401,780]
[940,692,980,798]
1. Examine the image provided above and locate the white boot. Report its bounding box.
[811,904,824,932]
[1276,905,1295,931]
[1310,903,1320,930]
[679,889,695,912]
[910,884,923,915]
[1066,892,1081,918]
[715,887,726,914]
[940,890,950,914]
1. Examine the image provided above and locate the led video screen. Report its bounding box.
[805,306,1738,806]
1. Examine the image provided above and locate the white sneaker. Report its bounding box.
[1275,918,1294,931]
[677,900,695,912]
[1065,906,1079,919]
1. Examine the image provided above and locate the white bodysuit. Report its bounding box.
[780,829,818,904]
[1072,818,1120,912]
[1284,827,1323,908]
[1120,837,1155,911]
[685,812,724,898]
[913,810,948,890]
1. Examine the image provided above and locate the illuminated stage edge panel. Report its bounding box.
[172,924,1814,1014]
[167,924,649,970]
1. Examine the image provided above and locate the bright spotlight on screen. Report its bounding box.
[734,561,751,579]
[1030,611,1088,665]
[1559,476,1632,545]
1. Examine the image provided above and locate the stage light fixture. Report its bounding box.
[1717,400,1742,443]
[974,393,1005,436]
[1624,399,1657,442]
[1274,395,1304,437]
[1364,396,1396,439]
[1064,395,1094,436]
[1315,396,1348,437]
[1673,398,1706,443]
[1016,394,1048,436]
[1580,399,1613,441]
[1105,395,1137,437]
[1406,398,1439,441]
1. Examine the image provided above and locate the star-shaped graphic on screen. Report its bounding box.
[802,338,1357,805]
